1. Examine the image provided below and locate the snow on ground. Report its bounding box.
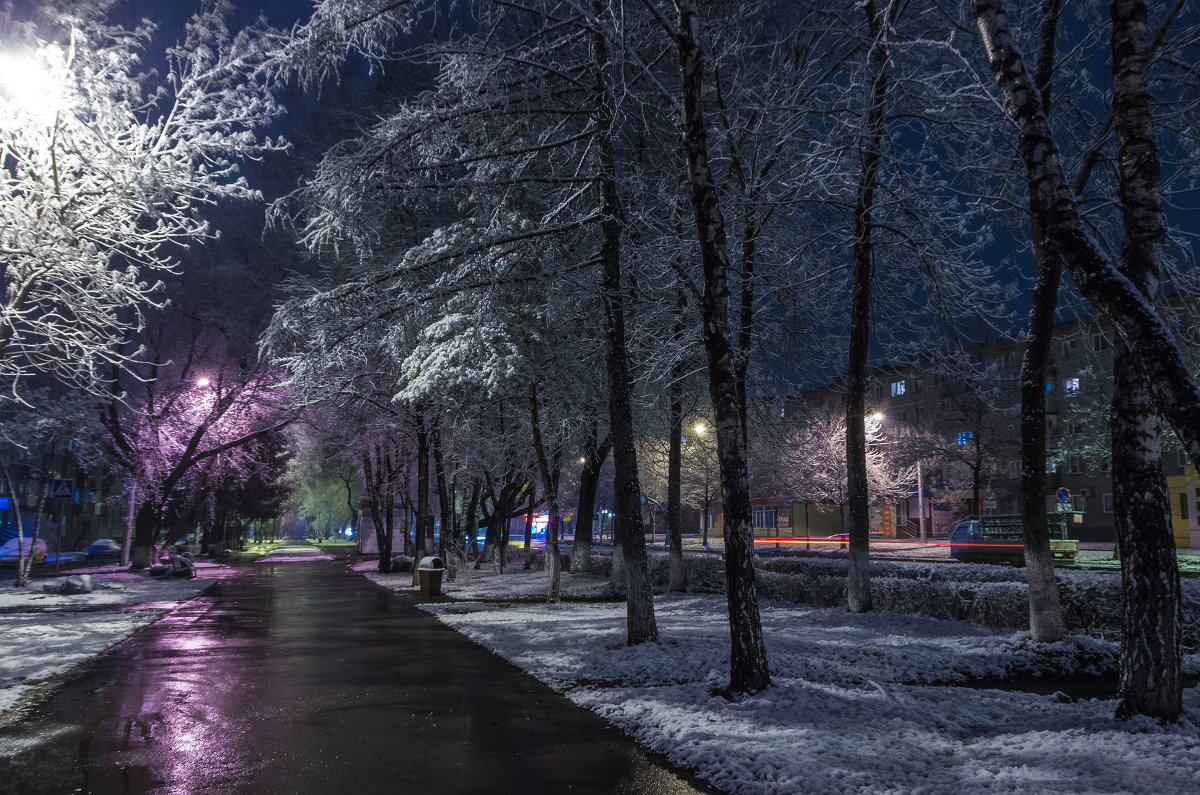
[0,609,164,717]
[255,546,334,563]
[420,589,1200,794]
[0,571,224,721]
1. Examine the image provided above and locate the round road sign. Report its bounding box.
[1055,487,1071,503]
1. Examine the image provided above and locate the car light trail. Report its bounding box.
[752,537,1026,549]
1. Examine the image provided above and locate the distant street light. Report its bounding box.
[196,377,211,387]
[694,423,706,435]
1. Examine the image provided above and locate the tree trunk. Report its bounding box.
[413,414,431,586]
[591,1,657,645]
[845,0,895,615]
[121,481,137,568]
[610,511,625,588]
[668,367,685,592]
[462,482,480,570]
[674,0,769,694]
[1019,0,1066,644]
[1111,341,1179,721]
[735,214,757,445]
[498,485,513,574]
[571,431,609,574]
[529,382,562,601]
[362,447,393,573]
[130,501,159,570]
[1109,0,1180,722]
[0,460,28,587]
[342,475,358,539]
[431,419,456,579]
[524,486,535,571]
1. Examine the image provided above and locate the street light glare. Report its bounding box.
[871,412,884,421]
[694,423,706,435]
[196,377,211,387]
[0,50,67,121]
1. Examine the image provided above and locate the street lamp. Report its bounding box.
[0,48,68,124]
[692,423,713,546]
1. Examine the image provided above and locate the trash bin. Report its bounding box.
[417,556,445,598]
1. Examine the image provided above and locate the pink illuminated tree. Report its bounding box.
[101,352,292,568]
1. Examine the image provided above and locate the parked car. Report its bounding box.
[949,514,1079,566]
[0,537,48,566]
[87,538,122,559]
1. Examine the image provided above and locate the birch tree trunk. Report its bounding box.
[1,461,28,588]
[591,0,657,645]
[674,0,769,693]
[121,481,137,569]
[1109,0,1181,722]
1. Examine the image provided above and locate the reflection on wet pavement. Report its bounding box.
[0,561,712,794]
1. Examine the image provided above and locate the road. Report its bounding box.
[0,550,712,794]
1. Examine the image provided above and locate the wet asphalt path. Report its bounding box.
[0,557,712,795]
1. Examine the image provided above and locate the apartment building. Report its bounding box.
[758,314,1199,548]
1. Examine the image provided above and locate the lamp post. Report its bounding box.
[693,423,713,547]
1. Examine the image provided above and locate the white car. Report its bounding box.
[87,538,122,558]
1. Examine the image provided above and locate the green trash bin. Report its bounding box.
[418,556,445,598]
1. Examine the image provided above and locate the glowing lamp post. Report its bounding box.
[0,46,71,128]
[694,423,713,546]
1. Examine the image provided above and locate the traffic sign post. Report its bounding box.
[49,479,73,573]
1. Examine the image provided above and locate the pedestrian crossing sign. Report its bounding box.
[50,479,74,500]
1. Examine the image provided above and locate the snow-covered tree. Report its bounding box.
[972,0,1200,720]
[101,348,291,568]
[0,1,285,398]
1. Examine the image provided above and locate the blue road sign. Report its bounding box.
[1055,487,1071,504]
[50,479,74,500]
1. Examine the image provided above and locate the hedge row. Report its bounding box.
[583,550,1199,650]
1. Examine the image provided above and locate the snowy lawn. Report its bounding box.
[0,569,228,721]
[420,592,1200,794]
